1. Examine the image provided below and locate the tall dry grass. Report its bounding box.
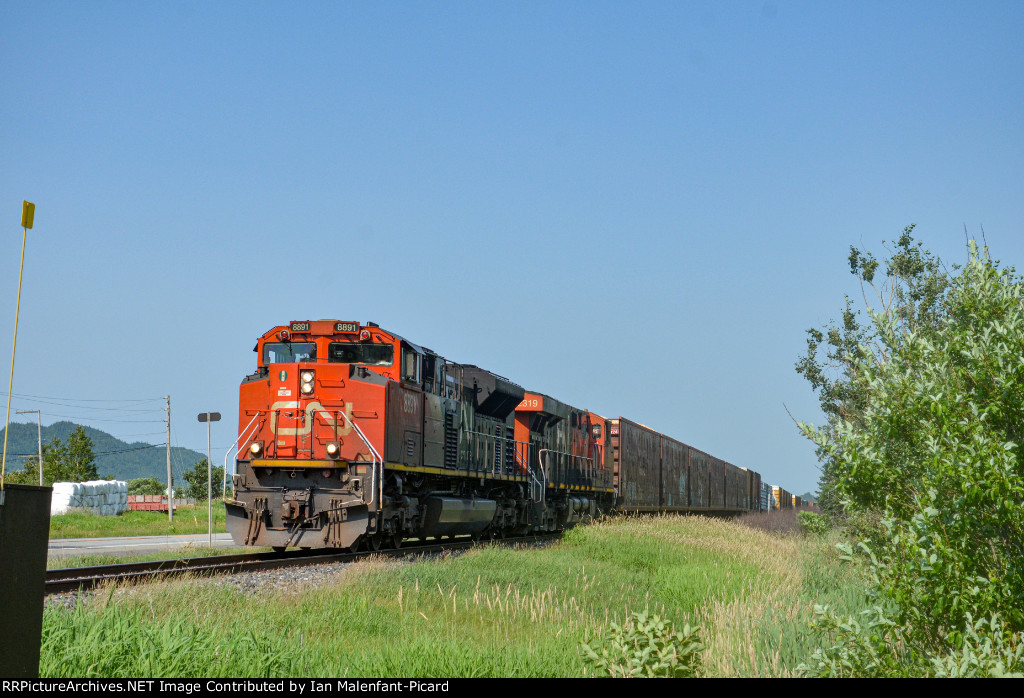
[42,514,864,677]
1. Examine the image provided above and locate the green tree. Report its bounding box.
[181,459,225,500]
[795,225,949,520]
[3,460,40,485]
[4,429,98,485]
[64,426,98,482]
[127,477,166,495]
[798,237,1024,676]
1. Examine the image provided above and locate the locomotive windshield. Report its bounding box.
[262,342,316,364]
[328,342,394,366]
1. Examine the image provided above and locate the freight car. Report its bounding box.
[771,486,795,511]
[225,320,787,551]
[608,419,759,514]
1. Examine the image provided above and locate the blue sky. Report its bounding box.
[1,1,1022,494]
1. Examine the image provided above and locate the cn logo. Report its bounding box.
[269,400,354,437]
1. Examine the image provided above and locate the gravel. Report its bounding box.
[46,551,436,609]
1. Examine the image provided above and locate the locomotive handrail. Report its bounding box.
[342,412,383,509]
[534,449,549,503]
[283,404,381,507]
[464,428,531,478]
[536,447,598,492]
[223,411,262,498]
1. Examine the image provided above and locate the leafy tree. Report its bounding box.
[64,426,98,482]
[4,429,98,485]
[181,459,225,500]
[795,225,950,519]
[797,236,1024,676]
[3,461,39,485]
[127,477,166,495]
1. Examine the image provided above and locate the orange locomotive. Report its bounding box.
[226,320,616,550]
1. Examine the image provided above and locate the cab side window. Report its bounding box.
[401,345,421,384]
[422,354,437,393]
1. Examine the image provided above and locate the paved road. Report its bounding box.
[48,533,239,559]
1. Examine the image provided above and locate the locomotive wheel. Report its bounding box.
[272,546,287,553]
[390,532,402,549]
[366,534,383,552]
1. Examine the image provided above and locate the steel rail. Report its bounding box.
[45,532,563,596]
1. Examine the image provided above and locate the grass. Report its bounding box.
[735,508,802,535]
[40,513,866,678]
[50,500,227,539]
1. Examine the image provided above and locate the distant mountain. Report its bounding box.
[0,420,206,482]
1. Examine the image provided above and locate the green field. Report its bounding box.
[41,514,864,677]
[49,501,227,539]
[47,502,234,569]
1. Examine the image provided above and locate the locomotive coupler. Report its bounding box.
[281,488,314,522]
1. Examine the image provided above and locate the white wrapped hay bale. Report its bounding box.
[50,482,80,515]
[81,482,101,511]
[108,481,127,515]
[50,480,128,516]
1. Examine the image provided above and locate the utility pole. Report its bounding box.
[165,395,172,522]
[15,410,42,486]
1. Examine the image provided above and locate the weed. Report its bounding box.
[581,611,703,677]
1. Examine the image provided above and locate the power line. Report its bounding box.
[0,392,164,403]
[6,397,164,412]
[94,443,167,456]
[10,413,165,423]
[6,443,167,458]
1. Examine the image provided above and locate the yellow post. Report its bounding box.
[2,202,35,490]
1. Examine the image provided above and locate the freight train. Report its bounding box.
[224,320,794,551]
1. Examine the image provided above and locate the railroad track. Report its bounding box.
[45,533,562,596]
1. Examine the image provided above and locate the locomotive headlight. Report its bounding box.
[300,370,315,394]
[249,441,263,456]
[326,441,341,459]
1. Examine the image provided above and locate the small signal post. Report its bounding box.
[198,411,221,546]
[1,201,36,498]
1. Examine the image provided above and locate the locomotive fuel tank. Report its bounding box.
[419,497,498,538]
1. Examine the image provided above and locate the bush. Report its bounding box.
[797,511,829,536]
[799,240,1024,676]
[580,611,703,677]
[128,478,166,496]
[801,603,1024,678]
